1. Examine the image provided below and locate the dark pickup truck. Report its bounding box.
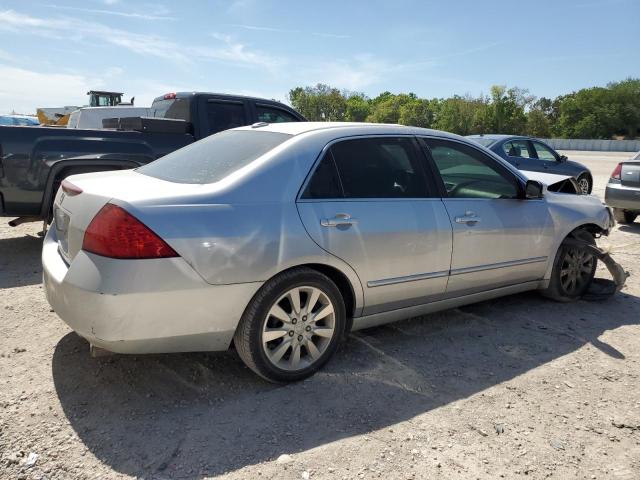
[0,92,305,224]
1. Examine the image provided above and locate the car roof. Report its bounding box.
[152,92,294,104]
[235,121,465,140]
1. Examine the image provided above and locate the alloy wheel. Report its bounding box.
[261,286,336,371]
[578,177,590,194]
[559,247,595,296]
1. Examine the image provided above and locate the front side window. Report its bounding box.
[330,137,429,198]
[256,105,298,123]
[426,139,519,199]
[138,130,291,184]
[532,141,557,161]
[207,101,246,135]
[503,140,532,158]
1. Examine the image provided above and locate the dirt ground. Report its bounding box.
[1,152,639,480]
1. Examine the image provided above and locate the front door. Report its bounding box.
[297,136,452,315]
[422,138,555,297]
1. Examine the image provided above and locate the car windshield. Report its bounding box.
[468,137,496,147]
[138,130,292,184]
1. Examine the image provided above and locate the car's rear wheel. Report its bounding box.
[234,267,346,383]
[541,232,597,302]
[577,174,592,194]
[612,208,637,224]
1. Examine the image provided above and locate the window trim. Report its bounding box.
[296,134,439,202]
[418,136,526,200]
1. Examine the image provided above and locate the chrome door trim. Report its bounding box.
[367,270,449,288]
[450,256,548,276]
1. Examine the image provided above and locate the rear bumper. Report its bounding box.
[42,225,262,354]
[605,183,640,211]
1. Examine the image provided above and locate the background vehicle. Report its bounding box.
[0,115,40,126]
[66,106,152,129]
[43,123,612,382]
[467,134,593,194]
[605,151,640,224]
[0,92,304,224]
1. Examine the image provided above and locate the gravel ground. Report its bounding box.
[1,152,639,480]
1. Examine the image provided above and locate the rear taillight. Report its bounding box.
[611,163,623,180]
[82,203,178,259]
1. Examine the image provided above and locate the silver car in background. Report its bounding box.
[43,123,613,382]
[605,150,640,224]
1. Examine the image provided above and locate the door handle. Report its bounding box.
[455,211,481,224]
[321,213,357,227]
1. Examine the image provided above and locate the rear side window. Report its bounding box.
[330,137,429,198]
[301,153,343,199]
[207,101,247,135]
[256,105,299,123]
[138,130,291,184]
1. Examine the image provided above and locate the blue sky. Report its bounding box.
[0,0,638,114]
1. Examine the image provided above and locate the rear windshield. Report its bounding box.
[150,98,191,121]
[138,130,292,184]
[469,137,496,147]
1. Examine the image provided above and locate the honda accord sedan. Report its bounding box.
[43,123,613,382]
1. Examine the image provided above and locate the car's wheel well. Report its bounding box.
[301,263,356,320]
[572,223,603,237]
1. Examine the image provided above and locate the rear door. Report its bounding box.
[296,136,452,315]
[421,137,555,297]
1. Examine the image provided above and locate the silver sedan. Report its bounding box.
[43,123,613,382]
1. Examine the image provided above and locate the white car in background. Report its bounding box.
[67,106,151,129]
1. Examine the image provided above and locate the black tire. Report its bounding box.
[612,208,637,225]
[577,174,592,194]
[233,267,346,383]
[541,231,597,302]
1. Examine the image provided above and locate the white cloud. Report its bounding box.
[0,10,282,69]
[44,4,174,21]
[307,55,389,91]
[228,23,349,39]
[0,64,104,114]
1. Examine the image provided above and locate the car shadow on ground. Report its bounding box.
[617,223,640,234]
[51,289,640,478]
[0,235,43,289]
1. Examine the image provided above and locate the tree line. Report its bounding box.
[288,78,640,139]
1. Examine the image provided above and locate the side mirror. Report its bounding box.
[558,154,568,162]
[525,180,544,199]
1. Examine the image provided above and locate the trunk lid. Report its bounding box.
[620,161,640,188]
[52,169,197,262]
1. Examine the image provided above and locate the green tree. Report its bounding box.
[344,93,371,122]
[526,108,552,137]
[489,85,533,134]
[398,98,436,128]
[288,84,347,121]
